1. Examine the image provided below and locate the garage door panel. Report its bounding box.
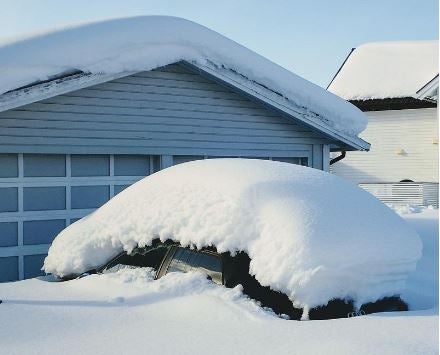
[114,155,150,176]
[0,222,18,247]
[23,219,66,245]
[0,187,18,212]
[0,154,18,178]
[114,184,130,195]
[23,154,66,177]
[71,185,110,209]
[71,155,110,176]
[23,186,66,211]
[24,254,46,279]
[0,256,18,282]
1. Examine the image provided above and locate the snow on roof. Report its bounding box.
[328,40,439,100]
[0,16,367,138]
[44,159,421,309]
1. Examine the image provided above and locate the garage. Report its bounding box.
[0,32,369,281]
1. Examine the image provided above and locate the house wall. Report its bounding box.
[0,63,334,281]
[331,108,438,184]
[0,63,333,161]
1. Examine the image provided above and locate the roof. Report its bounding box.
[328,40,439,101]
[0,16,368,150]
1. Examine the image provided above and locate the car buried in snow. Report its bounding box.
[45,159,421,320]
[72,240,408,320]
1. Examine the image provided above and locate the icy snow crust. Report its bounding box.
[45,159,421,309]
[0,16,367,137]
[328,40,439,100]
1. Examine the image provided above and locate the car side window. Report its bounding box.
[102,245,169,272]
[165,248,222,284]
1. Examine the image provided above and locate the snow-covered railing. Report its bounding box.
[359,182,439,208]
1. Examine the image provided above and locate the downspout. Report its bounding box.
[330,151,346,165]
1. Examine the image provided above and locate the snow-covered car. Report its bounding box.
[78,240,408,320]
[44,159,422,320]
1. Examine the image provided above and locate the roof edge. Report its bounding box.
[0,71,138,113]
[326,48,355,90]
[184,61,370,151]
[0,60,370,152]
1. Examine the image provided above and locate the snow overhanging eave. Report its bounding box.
[0,70,139,113]
[0,60,370,151]
[183,61,370,151]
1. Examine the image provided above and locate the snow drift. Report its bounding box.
[0,16,367,137]
[44,159,421,309]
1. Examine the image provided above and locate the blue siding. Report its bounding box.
[0,63,334,158]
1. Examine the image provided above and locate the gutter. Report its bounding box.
[330,151,346,165]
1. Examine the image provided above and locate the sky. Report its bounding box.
[1,0,438,87]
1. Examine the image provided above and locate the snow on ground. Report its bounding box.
[0,16,367,137]
[402,209,439,310]
[328,40,439,100]
[0,207,437,355]
[44,159,421,310]
[0,208,437,355]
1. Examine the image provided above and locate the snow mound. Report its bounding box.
[328,40,439,100]
[44,159,421,309]
[0,16,367,137]
[387,203,436,215]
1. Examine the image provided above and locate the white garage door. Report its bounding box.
[0,154,159,281]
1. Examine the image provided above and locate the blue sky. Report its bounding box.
[2,0,438,87]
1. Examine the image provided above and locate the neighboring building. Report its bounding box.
[328,40,439,207]
[0,18,369,282]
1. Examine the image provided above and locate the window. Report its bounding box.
[164,247,222,284]
[102,245,170,273]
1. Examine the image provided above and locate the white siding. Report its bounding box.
[331,108,438,183]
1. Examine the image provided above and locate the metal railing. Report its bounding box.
[359,182,439,208]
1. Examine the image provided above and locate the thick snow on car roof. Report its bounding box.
[328,40,439,100]
[0,16,367,137]
[44,159,421,310]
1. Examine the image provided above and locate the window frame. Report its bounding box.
[155,246,224,284]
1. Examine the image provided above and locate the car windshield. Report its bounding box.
[165,247,222,284]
